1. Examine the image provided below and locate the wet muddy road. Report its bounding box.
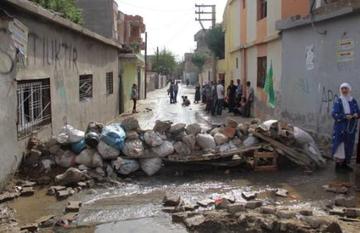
[7,85,360,232]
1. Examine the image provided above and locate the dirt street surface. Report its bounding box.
[1,85,360,233]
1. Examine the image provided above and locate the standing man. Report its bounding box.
[131,83,139,114]
[216,80,225,115]
[235,79,243,102]
[227,80,237,113]
[168,81,175,104]
[243,81,254,117]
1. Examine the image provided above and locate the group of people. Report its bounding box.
[201,79,254,117]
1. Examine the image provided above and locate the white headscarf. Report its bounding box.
[339,82,353,114]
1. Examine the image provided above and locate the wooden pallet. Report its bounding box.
[253,150,278,172]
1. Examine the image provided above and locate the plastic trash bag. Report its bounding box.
[122,139,144,158]
[116,159,139,175]
[293,127,315,145]
[243,135,259,147]
[140,158,162,176]
[55,150,76,168]
[71,139,87,154]
[97,140,120,160]
[57,124,85,144]
[151,141,174,157]
[144,131,163,147]
[101,123,126,151]
[75,149,103,168]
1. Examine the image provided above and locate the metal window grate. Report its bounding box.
[106,72,114,95]
[79,74,93,101]
[17,79,51,139]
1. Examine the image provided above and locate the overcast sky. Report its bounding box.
[115,0,227,60]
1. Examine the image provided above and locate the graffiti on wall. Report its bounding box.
[319,85,338,115]
[28,33,78,70]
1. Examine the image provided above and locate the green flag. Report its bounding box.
[264,61,276,108]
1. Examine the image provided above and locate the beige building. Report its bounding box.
[223,0,309,117]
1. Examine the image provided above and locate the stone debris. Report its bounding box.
[197,199,215,207]
[241,191,257,201]
[20,223,38,232]
[55,168,89,186]
[184,215,206,228]
[20,187,34,197]
[65,201,82,213]
[245,200,263,209]
[185,123,202,135]
[35,215,56,228]
[163,193,181,207]
[275,188,289,197]
[334,195,356,208]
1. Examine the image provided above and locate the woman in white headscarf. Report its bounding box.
[332,83,359,172]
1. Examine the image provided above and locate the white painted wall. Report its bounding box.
[267,0,282,36]
[247,0,257,43]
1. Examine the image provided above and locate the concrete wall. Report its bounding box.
[0,19,21,188]
[280,14,360,136]
[13,13,120,134]
[75,0,115,39]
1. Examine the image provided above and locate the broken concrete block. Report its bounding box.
[227,203,246,214]
[225,118,238,128]
[153,120,172,134]
[275,188,288,198]
[126,131,139,140]
[47,186,66,196]
[324,222,343,233]
[172,212,188,223]
[261,206,277,215]
[299,209,313,216]
[242,191,257,201]
[245,200,263,209]
[55,168,89,186]
[335,195,356,208]
[144,131,163,147]
[163,193,181,207]
[0,192,19,203]
[276,210,296,219]
[219,127,237,139]
[56,188,74,200]
[162,207,177,213]
[329,208,345,217]
[20,187,35,197]
[343,208,360,218]
[214,133,229,145]
[65,201,82,213]
[20,223,38,232]
[214,198,231,210]
[197,198,215,207]
[169,123,186,134]
[184,215,205,228]
[196,134,216,150]
[323,185,348,194]
[182,134,196,150]
[18,180,37,187]
[121,117,140,132]
[36,215,56,228]
[186,123,201,135]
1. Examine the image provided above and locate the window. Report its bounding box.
[258,0,267,20]
[257,56,267,88]
[17,79,51,138]
[236,57,239,69]
[79,74,93,101]
[106,72,114,95]
[242,0,246,9]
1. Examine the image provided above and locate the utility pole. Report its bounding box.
[195,4,217,83]
[195,4,216,29]
[144,32,148,99]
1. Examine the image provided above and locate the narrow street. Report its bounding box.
[5,86,360,233]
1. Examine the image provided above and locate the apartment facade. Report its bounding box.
[277,0,360,135]
[223,0,309,117]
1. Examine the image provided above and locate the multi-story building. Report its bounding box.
[75,0,119,41]
[223,0,309,117]
[117,13,146,52]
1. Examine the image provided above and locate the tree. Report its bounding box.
[31,0,82,24]
[191,52,207,71]
[205,25,225,59]
[151,49,176,75]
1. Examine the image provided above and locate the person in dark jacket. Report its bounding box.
[227,80,237,113]
[131,83,138,113]
[194,84,201,104]
[168,81,175,104]
[332,83,359,172]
